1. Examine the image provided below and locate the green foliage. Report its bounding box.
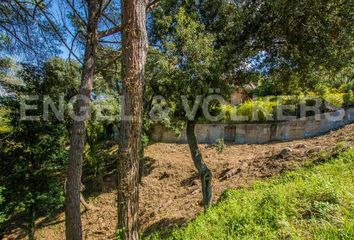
[253,65,353,98]
[147,6,229,131]
[0,58,78,230]
[0,57,12,75]
[323,93,344,108]
[0,1,61,60]
[145,148,354,240]
[0,57,22,92]
[0,107,12,133]
[0,187,5,224]
[221,89,352,123]
[312,84,350,108]
[149,0,353,128]
[343,90,354,107]
[253,72,304,97]
[214,138,225,154]
[116,227,126,240]
[0,34,11,49]
[220,104,236,122]
[0,54,121,230]
[84,70,120,190]
[236,99,277,122]
[207,0,352,95]
[42,57,81,97]
[0,118,68,225]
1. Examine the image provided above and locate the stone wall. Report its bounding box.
[151,108,354,144]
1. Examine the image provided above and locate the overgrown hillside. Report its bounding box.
[147,147,354,239]
[3,124,352,239]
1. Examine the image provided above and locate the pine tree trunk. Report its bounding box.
[186,121,213,209]
[65,2,99,239]
[117,0,148,239]
[28,206,36,240]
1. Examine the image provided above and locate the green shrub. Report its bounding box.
[220,89,351,124]
[343,90,354,107]
[220,104,236,122]
[315,84,332,96]
[323,93,345,107]
[214,138,225,154]
[236,99,277,122]
[0,187,5,224]
[0,108,12,134]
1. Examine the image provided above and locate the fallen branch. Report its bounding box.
[80,193,99,211]
[219,168,241,181]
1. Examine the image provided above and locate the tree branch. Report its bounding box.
[99,39,121,44]
[64,0,87,26]
[100,0,113,15]
[0,25,36,53]
[68,31,81,61]
[101,12,116,26]
[32,0,83,64]
[98,24,123,38]
[96,51,121,73]
[147,0,159,12]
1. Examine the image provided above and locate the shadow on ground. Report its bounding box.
[142,217,187,238]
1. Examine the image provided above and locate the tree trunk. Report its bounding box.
[186,121,213,209]
[28,206,35,240]
[117,0,148,239]
[65,2,99,239]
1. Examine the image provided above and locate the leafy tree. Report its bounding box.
[154,0,352,94]
[206,0,353,92]
[147,7,228,209]
[0,58,80,238]
[6,1,125,238]
[148,0,352,209]
[2,0,151,238]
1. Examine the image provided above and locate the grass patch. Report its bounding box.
[145,148,354,240]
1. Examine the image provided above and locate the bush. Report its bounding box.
[214,138,225,154]
[220,104,236,122]
[220,89,351,124]
[0,187,5,224]
[236,99,277,122]
[315,84,331,96]
[0,108,12,134]
[323,92,344,107]
[343,90,354,107]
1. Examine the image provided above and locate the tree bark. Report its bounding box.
[186,121,213,209]
[28,206,35,240]
[117,0,148,239]
[65,1,99,239]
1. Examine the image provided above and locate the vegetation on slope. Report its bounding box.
[146,147,354,240]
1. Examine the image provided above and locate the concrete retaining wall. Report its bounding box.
[151,108,354,144]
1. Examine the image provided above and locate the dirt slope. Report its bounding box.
[4,124,354,240]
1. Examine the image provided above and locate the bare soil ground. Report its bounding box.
[3,124,354,240]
